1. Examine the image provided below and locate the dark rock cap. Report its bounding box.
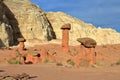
[77,37,97,48]
[61,23,71,30]
[17,38,26,42]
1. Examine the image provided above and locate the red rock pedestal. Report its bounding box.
[61,23,71,52]
[25,50,34,63]
[25,50,41,64]
[83,46,96,65]
[24,48,48,64]
[74,38,97,66]
[17,38,26,51]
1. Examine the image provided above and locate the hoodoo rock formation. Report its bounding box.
[17,38,26,51]
[61,23,71,52]
[74,37,97,66]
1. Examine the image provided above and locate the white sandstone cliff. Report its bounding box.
[46,12,120,45]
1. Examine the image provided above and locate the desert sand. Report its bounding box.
[0,64,120,80]
[0,43,120,80]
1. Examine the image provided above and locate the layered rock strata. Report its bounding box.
[46,12,120,45]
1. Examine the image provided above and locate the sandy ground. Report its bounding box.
[0,43,120,80]
[0,64,120,80]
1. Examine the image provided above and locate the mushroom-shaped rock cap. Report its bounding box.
[17,38,26,42]
[61,23,71,30]
[77,37,97,48]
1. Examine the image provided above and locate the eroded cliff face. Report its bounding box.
[0,0,56,47]
[0,0,13,47]
[3,0,56,43]
[46,12,120,45]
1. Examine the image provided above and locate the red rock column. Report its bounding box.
[77,38,97,65]
[83,47,96,64]
[89,48,96,64]
[17,38,26,51]
[61,23,71,52]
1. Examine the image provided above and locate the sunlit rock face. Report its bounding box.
[46,12,120,45]
[1,0,56,47]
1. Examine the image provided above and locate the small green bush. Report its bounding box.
[116,60,120,65]
[44,58,49,63]
[7,60,21,64]
[111,59,120,66]
[95,61,105,67]
[66,59,75,66]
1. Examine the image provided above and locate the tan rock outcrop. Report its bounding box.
[0,1,14,47]
[46,12,120,45]
[3,0,56,44]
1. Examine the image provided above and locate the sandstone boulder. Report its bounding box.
[77,37,97,48]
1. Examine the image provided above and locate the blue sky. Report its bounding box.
[30,0,120,32]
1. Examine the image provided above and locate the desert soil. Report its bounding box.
[0,64,120,80]
[0,43,120,80]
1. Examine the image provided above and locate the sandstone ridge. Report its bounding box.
[46,12,120,45]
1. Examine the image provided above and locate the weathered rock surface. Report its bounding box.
[46,12,120,45]
[0,0,56,47]
[0,0,13,47]
[77,37,97,48]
